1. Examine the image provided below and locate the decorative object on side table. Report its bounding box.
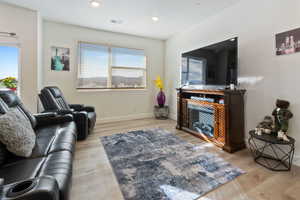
[272,99,293,141]
[255,116,274,135]
[154,76,168,119]
[0,77,17,91]
[250,99,295,171]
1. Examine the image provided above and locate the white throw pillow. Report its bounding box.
[0,108,36,157]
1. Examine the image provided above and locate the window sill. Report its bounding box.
[76,88,148,92]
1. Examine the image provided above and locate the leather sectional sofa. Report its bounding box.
[0,91,76,200]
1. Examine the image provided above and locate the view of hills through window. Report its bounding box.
[78,43,146,89]
[0,46,19,89]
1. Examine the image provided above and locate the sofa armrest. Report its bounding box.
[35,114,73,128]
[2,176,59,200]
[34,112,57,119]
[69,104,95,112]
[73,111,89,140]
[69,104,84,111]
[57,109,74,115]
[83,106,95,112]
[41,109,73,115]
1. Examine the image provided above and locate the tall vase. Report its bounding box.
[157,89,166,107]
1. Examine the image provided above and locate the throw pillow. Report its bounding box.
[0,108,36,157]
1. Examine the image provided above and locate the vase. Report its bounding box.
[157,90,166,107]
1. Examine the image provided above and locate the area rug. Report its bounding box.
[100,128,245,200]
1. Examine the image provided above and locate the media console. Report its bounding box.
[176,88,246,153]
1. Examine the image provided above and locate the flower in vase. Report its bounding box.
[155,76,164,90]
[154,76,166,107]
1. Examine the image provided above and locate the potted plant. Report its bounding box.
[154,76,166,107]
[0,77,18,91]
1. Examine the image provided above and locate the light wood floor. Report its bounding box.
[70,118,300,200]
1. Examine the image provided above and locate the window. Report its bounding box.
[78,42,147,89]
[0,45,19,91]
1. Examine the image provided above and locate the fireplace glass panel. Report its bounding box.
[188,103,215,137]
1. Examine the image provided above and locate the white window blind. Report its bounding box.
[78,43,109,88]
[78,42,146,89]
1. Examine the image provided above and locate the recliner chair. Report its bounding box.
[39,86,96,140]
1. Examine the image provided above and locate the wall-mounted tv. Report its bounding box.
[181,37,238,87]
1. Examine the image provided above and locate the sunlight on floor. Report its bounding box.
[160,185,200,200]
[193,142,215,150]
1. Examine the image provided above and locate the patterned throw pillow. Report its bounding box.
[0,108,36,157]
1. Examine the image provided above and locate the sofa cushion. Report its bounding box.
[0,143,9,166]
[30,125,60,158]
[0,157,44,184]
[0,108,36,157]
[35,122,76,156]
[39,151,73,200]
[48,122,76,154]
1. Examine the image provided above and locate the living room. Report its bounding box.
[0,0,300,200]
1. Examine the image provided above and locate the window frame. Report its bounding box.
[77,41,148,90]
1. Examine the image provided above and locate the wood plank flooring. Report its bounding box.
[70,118,300,200]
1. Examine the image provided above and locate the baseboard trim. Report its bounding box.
[293,155,300,167]
[97,113,154,124]
[169,112,177,121]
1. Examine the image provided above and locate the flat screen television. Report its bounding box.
[181,38,238,87]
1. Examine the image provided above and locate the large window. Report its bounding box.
[78,42,147,89]
[0,46,19,91]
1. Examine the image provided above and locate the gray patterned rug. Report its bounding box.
[101,128,244,200]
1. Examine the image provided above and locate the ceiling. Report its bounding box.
[1,0,241,40]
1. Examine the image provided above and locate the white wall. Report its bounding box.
[0,2,40,112]
[165,0,300,163]
[43,21,165,122]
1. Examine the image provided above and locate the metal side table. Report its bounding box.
[248,130,295,171]
[154,105,169,120]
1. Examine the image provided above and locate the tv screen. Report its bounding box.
[181,38,238,86]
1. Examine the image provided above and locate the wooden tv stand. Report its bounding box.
[176,88,246,153]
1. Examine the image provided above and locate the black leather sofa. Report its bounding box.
[39,86,96,140]
[0,91,76,200]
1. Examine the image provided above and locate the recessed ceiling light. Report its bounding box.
[89,0,100,8]
[110,19,123,24]
[152,17,159,22]
[230,38,236,42]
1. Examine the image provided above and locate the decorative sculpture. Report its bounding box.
[255,116,274,136]
[272,99,293,141]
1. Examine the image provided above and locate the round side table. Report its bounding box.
[154,105,169,120]
[248,130,295,171]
